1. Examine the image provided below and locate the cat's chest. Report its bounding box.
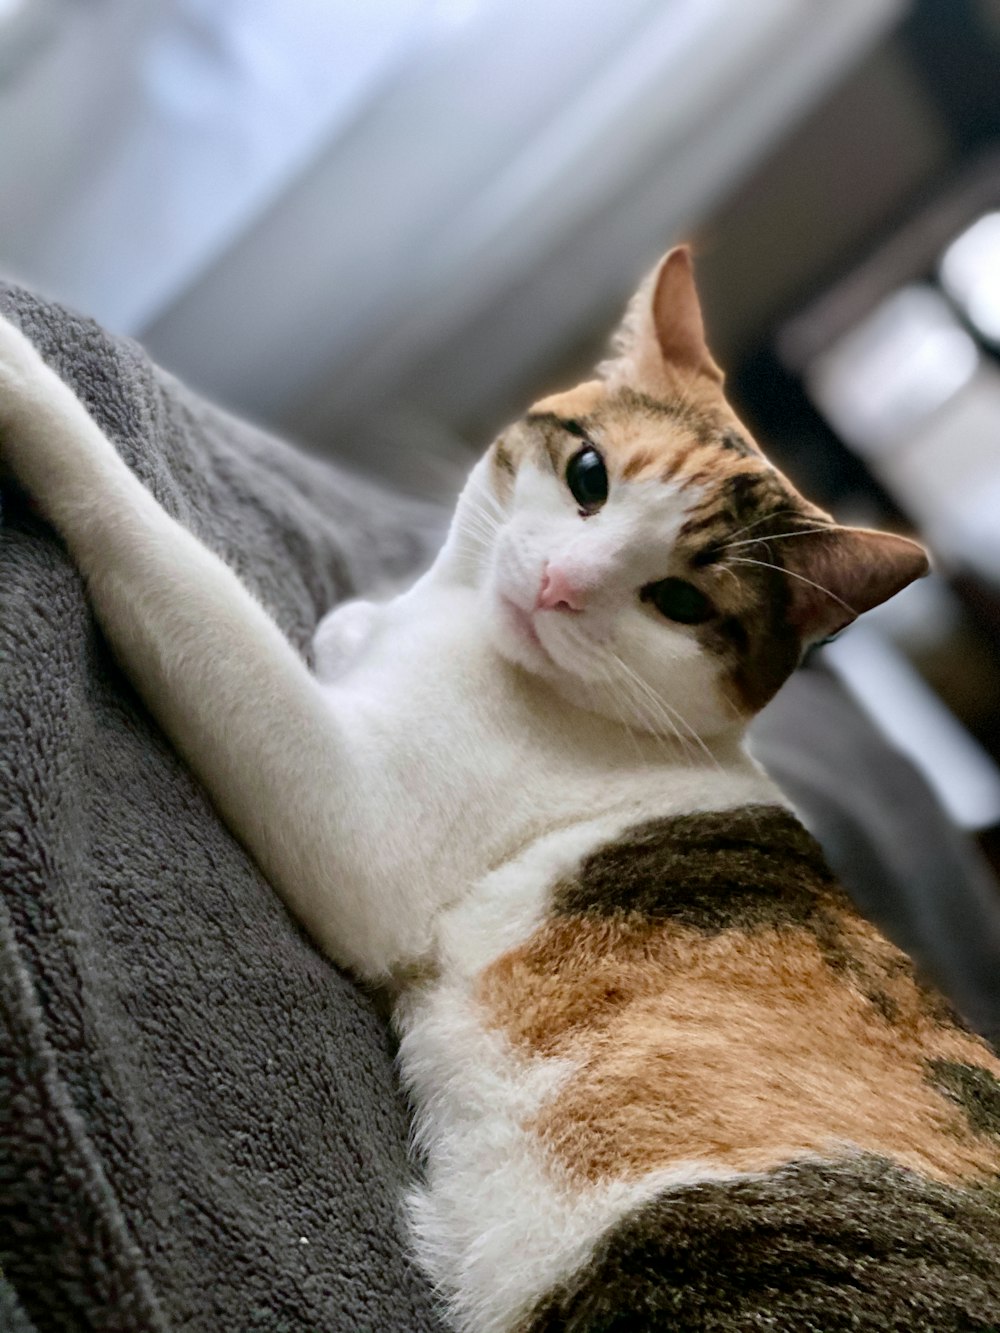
[320,582,775,964]
[322,590,660,859]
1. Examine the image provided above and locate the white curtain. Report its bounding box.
[0,0,904,433]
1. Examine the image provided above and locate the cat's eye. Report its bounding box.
[565,446,608,513]
[641,577,715,626]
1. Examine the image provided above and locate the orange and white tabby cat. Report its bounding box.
[1,248,998,1332]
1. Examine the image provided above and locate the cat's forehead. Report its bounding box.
[527,379,774,501]
[530,379,608,419]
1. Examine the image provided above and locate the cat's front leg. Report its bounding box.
[0,313,417,978]
[0,313,122,525]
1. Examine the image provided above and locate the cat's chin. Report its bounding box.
[492,595,559,677]
[491,598,618,713]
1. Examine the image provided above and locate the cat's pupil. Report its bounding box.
[641,577,714,625]
[565,446,608,512]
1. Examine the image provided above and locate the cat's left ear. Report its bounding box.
[784,526,930,645]
[602,245,724,395]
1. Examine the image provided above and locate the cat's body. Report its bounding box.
[400,804,1000,1331]
[1,248,998,1330]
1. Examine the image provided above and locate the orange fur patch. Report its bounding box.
[478,912,1000,1187]
[530,380,609,419]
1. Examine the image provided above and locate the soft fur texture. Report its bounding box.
[1,249,996,1333]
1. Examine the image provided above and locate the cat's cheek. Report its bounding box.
[631,630,735,738]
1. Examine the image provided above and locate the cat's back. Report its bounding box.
[400,800,1000,1333]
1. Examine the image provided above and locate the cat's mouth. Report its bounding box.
[499,595,544,650]
[497,594,571,677]
[496,591,597,680]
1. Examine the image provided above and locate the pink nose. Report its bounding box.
[536,564,585,613]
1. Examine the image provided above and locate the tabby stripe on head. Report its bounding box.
[614,386,716,443]
[523,411,581,473]
[719,428,757,457]
[492,439,516,476]
[620,448,659,481]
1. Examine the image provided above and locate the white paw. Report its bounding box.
[0,316,117,514]
[0,313,60,435]
[0,312,44,379]
[312,599,378,681]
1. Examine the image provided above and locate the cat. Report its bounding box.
[1,246,998,1332]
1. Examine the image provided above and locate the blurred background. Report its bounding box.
[2,0,1000,876]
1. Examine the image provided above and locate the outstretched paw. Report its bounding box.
[0,313,56,435]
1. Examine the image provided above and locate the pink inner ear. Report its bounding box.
[651,246,724,385]
[785,528,930,644]
[601,245,726,398]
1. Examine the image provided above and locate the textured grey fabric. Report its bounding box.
[0,283,446,1333]
[0,1278,38,1333]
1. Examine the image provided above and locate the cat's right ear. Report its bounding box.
[600,246,724,397]
[784,525,930,645]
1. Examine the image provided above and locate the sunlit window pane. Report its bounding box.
[939,211,1000,342]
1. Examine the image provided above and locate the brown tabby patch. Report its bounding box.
[478,807,1000,1188]
[520,1156,1000,1332]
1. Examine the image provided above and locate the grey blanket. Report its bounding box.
[2,284,998,1333]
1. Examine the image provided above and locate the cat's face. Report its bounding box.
[481,382,806,737]
[463,248,928,741]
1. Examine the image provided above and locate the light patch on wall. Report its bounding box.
[806,285,979,456]
[825,626,1000,831]
[0,0,61,85]
[940,211,1000,343]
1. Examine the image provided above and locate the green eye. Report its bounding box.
[641,577,714,625]
[565,446,608,512]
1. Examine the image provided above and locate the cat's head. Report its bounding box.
[463,247,928,739]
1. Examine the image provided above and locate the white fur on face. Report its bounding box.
[478,461,734,741]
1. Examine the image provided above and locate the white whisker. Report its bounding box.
[454,519,496,546]
[717,526,834,552]
[602,652,686,760]
[728,556,855,614]
[610,651,719,770]
[715,564,742,595]
[460,512,500,545]
[474,484,506,523]
[621,656,722,771]
[592,659,646,766]
[722,508,801,544]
